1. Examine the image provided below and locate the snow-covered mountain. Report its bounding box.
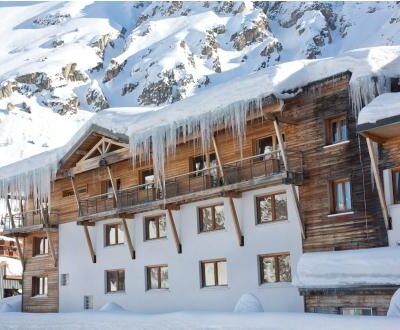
[0,1,399,167]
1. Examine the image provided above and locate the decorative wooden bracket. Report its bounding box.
[41,207,57,267]
[227,197,244,246]
[212,135,225,183]
[6,197,24,269]
[167,209,182,254]
[120,214,135,259]
[70,176,81,216]
[83,223,96,263]
[366,137,391,230]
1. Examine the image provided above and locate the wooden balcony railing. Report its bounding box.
[0,209,59,232]
[78,150,303,217]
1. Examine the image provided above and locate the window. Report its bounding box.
[32,276,48,296]
[199,204,225,232]
[33,237,49,256]
[201,259,228,287]
[259,253,291,284]
[145,215,167,240]
[60,274,69,286]
[83,295,93,310]
[256,193,288,223]
[331,178,352,213]
[341,307,373,316]
[101,179,120,198]
[191,153,217,177]
[106,269,125,293]
[62,185,87,198]
[146,265,169,290]
[393,170,400,204]
[326,116,347,144]
[254,135,284,158]
[105,223,124,246]
[140,169,154,188]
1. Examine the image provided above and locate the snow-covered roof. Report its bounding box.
[1,46,400,202]
[357,92,400,126]
[0,256,22,278]
[295,247,400,289]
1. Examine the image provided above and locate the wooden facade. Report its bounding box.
[2,72,394,313]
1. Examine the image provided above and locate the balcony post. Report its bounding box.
[366,137,391,230]
[41,206,57,267]
[273,118,288,171]
[6,196,24,268]
[212,135,225,183]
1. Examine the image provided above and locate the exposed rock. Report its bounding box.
[0,82,15,99]
[50,97,79,115]
[91,34,112,59]
[62,63,88,82]
[15,72,51,92]
[103,59,127,83]
[33,12,71,26]
[6,103,15,112]
[260,40,282,57]
[122,82,139,96]
[86,83,109,112]
[212,24,226,34]
[231,15,269,51]
[51,39,64,48]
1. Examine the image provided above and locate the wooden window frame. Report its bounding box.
[190,152,217,176]
[144,215,167,240]
[33,236,49,256]
[104,223,124,246]
[392,169,400,204]
[62,185,87,198]
[325,115,347,145]
[105,269,125,293]
[139,168,154,187]
[146,264,169,290]
[255,192,288,224]
[32,276,48,297]
[200,259,228,288]
[198,204,225,233]
[340,307,374,316]
[330,178,352,213]
[258,253,291,284]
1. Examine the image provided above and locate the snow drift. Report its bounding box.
[233,293,264,313]
[295,247,400,288]
[358,92,400,125]
[387,289,400,317]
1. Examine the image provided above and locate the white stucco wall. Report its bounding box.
[384,169,400,247]
[59,184,304,313]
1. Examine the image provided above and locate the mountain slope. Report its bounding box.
[0,1,399,167]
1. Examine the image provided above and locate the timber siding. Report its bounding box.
[22,232,59,313]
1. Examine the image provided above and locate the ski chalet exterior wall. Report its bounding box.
[0,73,395,314]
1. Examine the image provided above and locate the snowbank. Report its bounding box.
[295,247,400,288]
[0,295,21,312]
[358,92,400,125]
[1,46,400,202]
[99,302,125,312]
[0,256,23,278]
[388,289,400,317]
[233,293,264,313]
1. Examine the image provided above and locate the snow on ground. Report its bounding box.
[295,246,400,288]
[358,92,400,125]
[0,310,398,330]
[0,296,21,313]
[388,289,400,317]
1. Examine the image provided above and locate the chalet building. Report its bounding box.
[0,256,22,299]
[0,236,18,258]
[0,70,398,314]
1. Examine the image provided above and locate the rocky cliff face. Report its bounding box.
[0,1,399,165]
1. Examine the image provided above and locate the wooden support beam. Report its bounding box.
[160,203,180,211]
[290,185,306,239]
[106,165,119,204]
[366,137,391,230]
[167,209,182,254]
[360,131,387,144]
[212,135,225,182]
[222,191,242,198]
[70,176,81,215]
[273,118,288,171]
[227,197,244,246]
[83,224,96,263]
[6,197,24,268]
[41,207,57,267]
[121,216,135,259]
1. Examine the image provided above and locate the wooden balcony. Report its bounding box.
[78,150,303,220]
[0,209,59,236]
